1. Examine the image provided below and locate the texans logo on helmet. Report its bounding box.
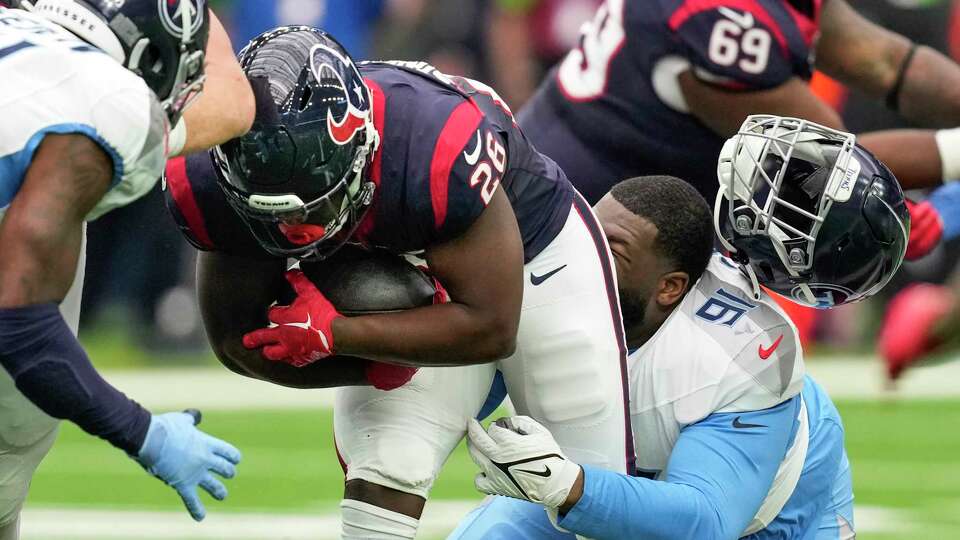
[159,0,204,39]
[312,43,372,146]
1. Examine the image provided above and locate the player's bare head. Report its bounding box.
[597,176,713,344]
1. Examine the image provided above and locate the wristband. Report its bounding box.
[167,118,187,156]
[935,127,960,183]
[885,43,918,112]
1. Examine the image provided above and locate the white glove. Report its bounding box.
[467,416,582,508]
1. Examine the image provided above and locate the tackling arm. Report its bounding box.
[331,188,525,366]
[555,398,800,540]
[196,251,370,388]
[173,10,254,156]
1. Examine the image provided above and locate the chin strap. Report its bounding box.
[743,261,762,301]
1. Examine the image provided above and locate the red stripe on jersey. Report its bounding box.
[782,0,818,48]
[165,156,213,249]
[668,0,788,56]
[353,79,387,245]
[429,102,484,229]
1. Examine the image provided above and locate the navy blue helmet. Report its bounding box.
[214,26,379,260]
[31,0,209,125]
[715,115,910,308]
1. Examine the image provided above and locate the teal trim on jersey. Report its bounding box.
[0,123,124,209]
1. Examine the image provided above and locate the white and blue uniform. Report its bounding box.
[0,7,166,524]
[450,254,854,540]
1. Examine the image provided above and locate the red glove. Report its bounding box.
[417,266,450,304]
[905,199,944,260]
[365,361,418,391]
[242,270,343,367]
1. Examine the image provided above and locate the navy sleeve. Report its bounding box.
[670,4,794,90]
[0,304,151,455]
[413,103,506,246]
[557,396,801,540]
[163,152,273,259]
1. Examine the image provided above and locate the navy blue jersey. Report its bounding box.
[165,61,573,262]
[518,0,822,204]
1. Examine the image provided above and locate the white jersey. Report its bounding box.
[629,253,807,534]
[0,8,167,221]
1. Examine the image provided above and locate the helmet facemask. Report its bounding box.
[144,0,207,125]
[716,115,859,306]
[218,137,376,260]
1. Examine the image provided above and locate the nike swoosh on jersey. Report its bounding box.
[530,265,567,286]
[718,6,754,29]
[463,130,482,165]
[732,416,766,429]
[758,334,784,360]
[515,465,552,478]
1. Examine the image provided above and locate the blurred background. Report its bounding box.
[29,0,960,538]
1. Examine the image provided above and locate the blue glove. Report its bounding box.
[135,410,242,521]
[929,181,960,242]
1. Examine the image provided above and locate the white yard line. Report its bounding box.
[20,503,908,539]
[101,355,960,412]
[101,368,338,411]
[21,501,477,539]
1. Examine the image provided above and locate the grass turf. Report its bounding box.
[26,400,960,539]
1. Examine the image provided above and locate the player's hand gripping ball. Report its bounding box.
[243,247,441,389]
[243,270,342,367]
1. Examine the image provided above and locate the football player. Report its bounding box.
[453,118,908,540]
[518,0,957,257]
[164,26,633,540]
[0,0,254,534]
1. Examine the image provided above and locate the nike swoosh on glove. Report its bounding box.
[135,410,242,521]
[905,199,943,260]
[466,416,581,508]
[243,270,343,367]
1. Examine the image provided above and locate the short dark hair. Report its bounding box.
[609,176,714,285]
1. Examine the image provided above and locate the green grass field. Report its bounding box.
[25,399,960,539]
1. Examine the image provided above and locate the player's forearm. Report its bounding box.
[0,305,151,454]
[815,0,910,99]
[213,336,369,388]
[557,465,737,540]
[176,11,254,155]
[559,400,800,539]
[896,46,960,128]
[332,303,518,366]
[858,130,943,189]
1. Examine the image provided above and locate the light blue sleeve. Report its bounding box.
[557,395,801,540]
